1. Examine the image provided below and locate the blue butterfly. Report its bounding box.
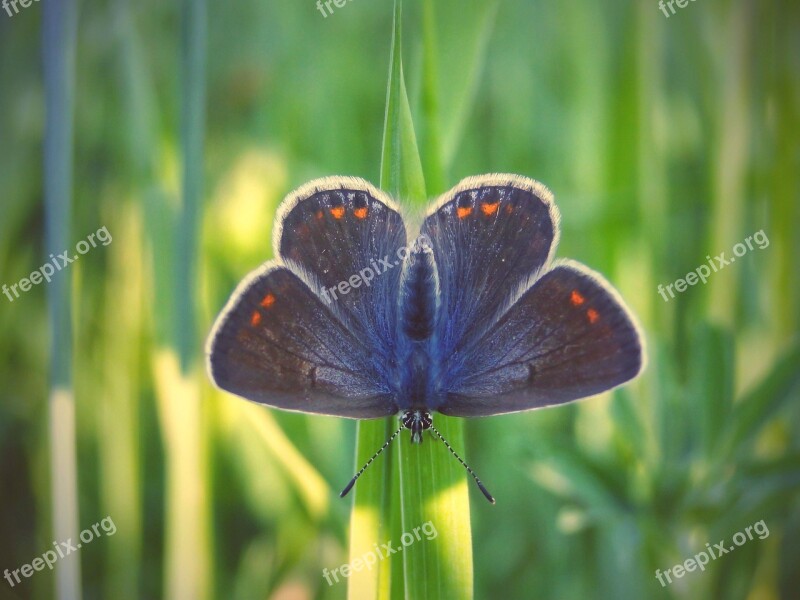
[206,175,645,503]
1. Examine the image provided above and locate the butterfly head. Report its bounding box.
[401,409,432,444]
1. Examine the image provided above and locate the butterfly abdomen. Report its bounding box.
[399,235,440,341]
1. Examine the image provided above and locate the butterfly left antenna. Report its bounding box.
[340,423,404,498]
[429,424,496,504]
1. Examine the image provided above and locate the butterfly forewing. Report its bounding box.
[420,175,560,365]
[276,177,407,363]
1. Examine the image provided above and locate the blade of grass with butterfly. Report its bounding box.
[347,1,481,598]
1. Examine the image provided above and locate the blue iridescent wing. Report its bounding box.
[420,174,560,362]
[276,177,407,366]
[438,261,644,416]
[207,177,407,418]
[206,264,396,417]
[421,174,643,416]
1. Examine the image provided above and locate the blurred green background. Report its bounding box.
[1,0,798,598]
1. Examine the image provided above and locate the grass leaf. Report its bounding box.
[440,0,500,172]
[43,0,82,596]
[716,342,800,458]
[347,418,395,600]
[379,0,426,204]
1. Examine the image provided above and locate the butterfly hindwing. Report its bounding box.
[438,261,644,416]
[206,263,397,418]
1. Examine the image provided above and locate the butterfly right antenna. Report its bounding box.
[340,423,404,498]
[429,424,496,504]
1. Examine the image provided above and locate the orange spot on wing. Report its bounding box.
[353,207,368,219]
[315,210,324,220]
[587,308,599,324]
[330,206,345,219]
[505,204,514,214]
[481,201,500,216]
[457,206,473,219]
[250,311,262,326]
[570,290,585,306]
[260,293,276,308]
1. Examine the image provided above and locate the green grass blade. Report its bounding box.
[397,414,475,599]
[157,1,213,598]
[419,0,445,195]
[441,0,499,172]
[379,0,426,203]
[686,324,735,455]
[387,2,474,592]
[176,0,206,371]
[43,0,81,597]
[717,342,800,458]
[347,418,395,600]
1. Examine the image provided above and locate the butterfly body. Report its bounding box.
[394,234,446,416]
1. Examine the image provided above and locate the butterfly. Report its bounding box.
[206,174,645,503]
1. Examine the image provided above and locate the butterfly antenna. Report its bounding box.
[340,423,404,498]
[429,424,496,504]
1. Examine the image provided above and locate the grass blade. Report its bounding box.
[419,0,445,195]
[397,413,475,599]
[717,342,800,458]
[156,1,212,598]
[348,2,426,596]
[441,0,500,172]
[43,0,81,597]
[379,0,426,203]
[347,418,395,600]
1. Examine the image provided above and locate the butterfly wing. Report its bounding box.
[437,261,644,416]
[420,174,560,362]
[276,177,407,366]
[207,177,407,418]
